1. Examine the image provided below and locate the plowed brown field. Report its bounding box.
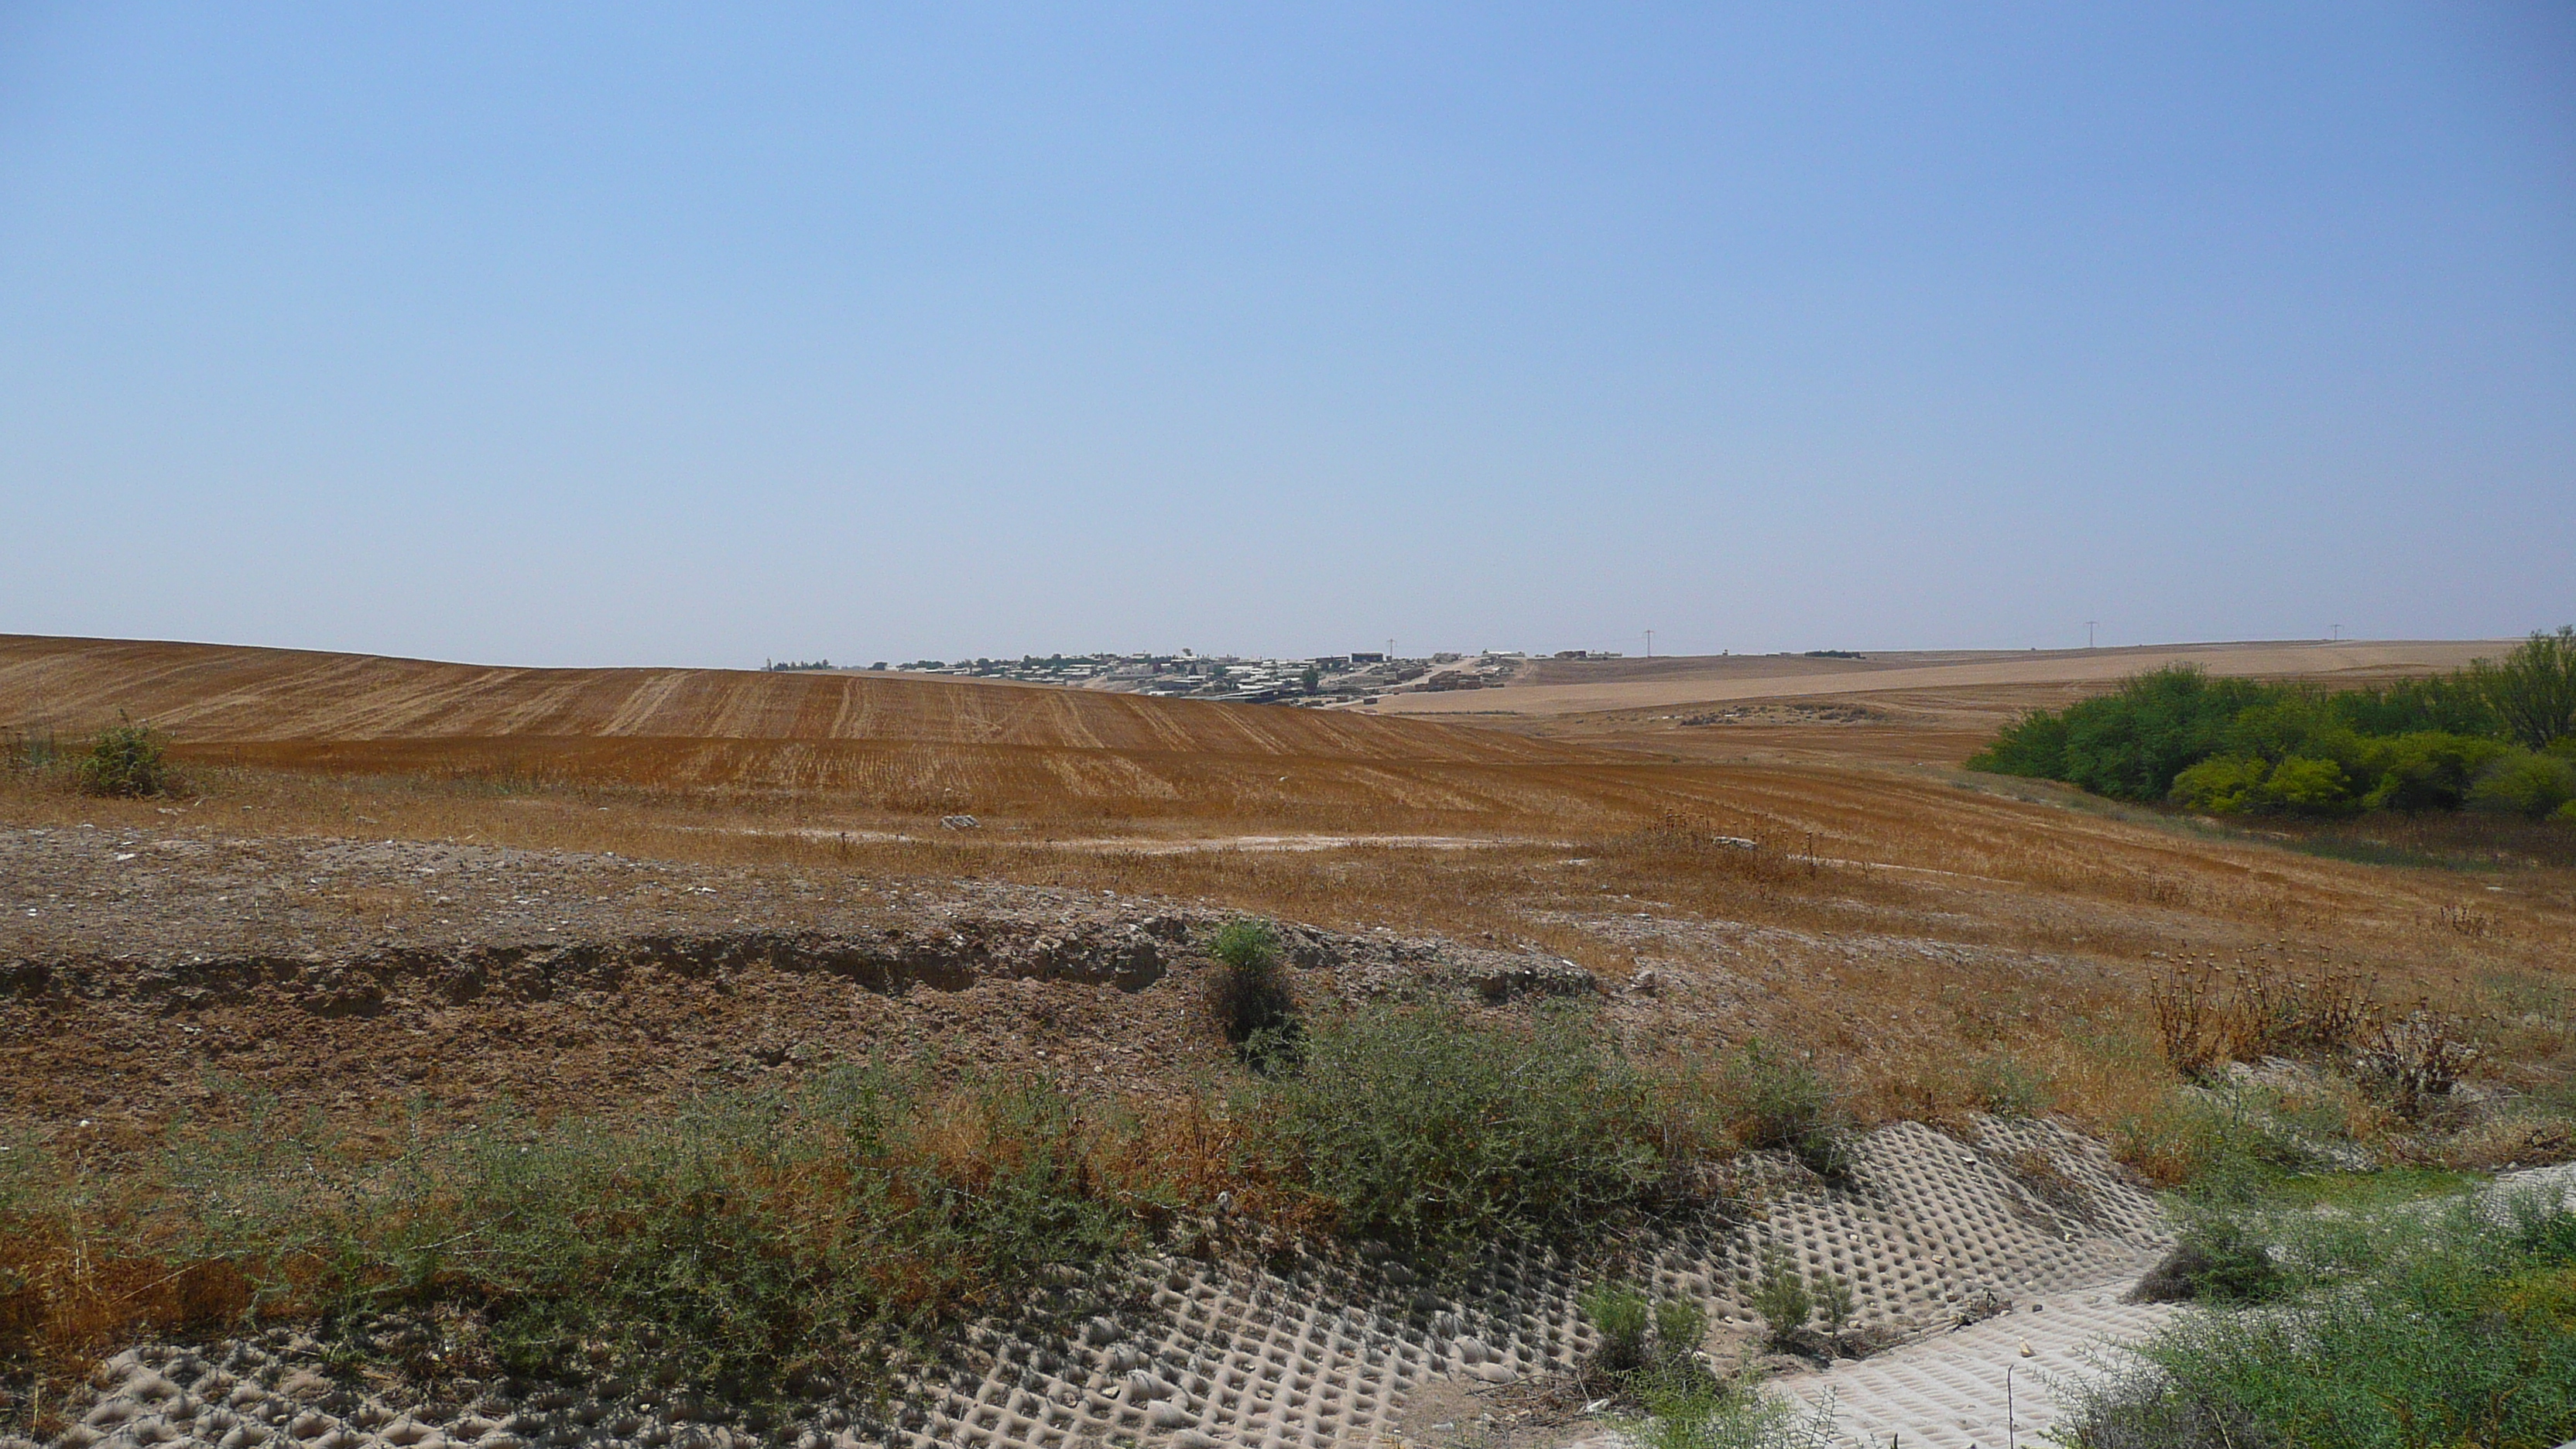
[0,635,1598,820]
[0,635,1572,756]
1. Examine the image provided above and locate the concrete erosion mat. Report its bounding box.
[8,1118,2168,1449]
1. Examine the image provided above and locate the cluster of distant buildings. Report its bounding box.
[759,648,1626,705]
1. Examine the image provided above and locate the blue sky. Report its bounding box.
[2,4,2569,666]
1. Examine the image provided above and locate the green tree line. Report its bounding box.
[1966,627,2576,821]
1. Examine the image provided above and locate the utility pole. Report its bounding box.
[2086,621,2098,650]
[2331,623,2343,642]
[1644,629,1654,659]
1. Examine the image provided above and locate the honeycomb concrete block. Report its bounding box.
[23,1121,2167,1449]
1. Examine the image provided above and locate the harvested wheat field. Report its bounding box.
[3,635,2572,1449]
[1370,639,2513,718]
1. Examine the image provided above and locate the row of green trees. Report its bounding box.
[1966,628,2576,820]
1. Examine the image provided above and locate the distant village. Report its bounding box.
[757,649,1629,704]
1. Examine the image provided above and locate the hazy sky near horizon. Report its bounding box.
[3,5,2571,668]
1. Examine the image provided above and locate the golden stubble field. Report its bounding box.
[5,632,2571,1146]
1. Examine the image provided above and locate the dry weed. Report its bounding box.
[2353,1011,2478,1118]
[2150,964,2385,1080]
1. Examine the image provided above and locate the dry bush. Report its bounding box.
[2434,904,2499,940]
[2150,968,2230,1080]
[2142,962,2500,1132]
[2227,967,2378,1058]
[2433,1112,2576,1170]
[2150,964,2382,1080]
[2352,1011,2478,1119]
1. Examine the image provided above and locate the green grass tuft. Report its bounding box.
[2065,1189,2576,1448]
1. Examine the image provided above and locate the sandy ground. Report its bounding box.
[1538,1259,2171,1449]
[1778,1264,2174,1449]
[1368,641,2509,718]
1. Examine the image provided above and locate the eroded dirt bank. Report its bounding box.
[0,826,1595,1136]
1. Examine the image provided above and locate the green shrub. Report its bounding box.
[1579,1280,1652,1373]
[2186,753,2355,814]
[2472,625,2576,751]
[1580,1283,1713,1403]
[2054,667,2287,801]
[2169,754,2273,814]
[3,729,63,775]
[2219,694,2352,766]
[2327,673,2498,738]
[2129,1213,2283,1304]
[2351,730,2508,810]
[2261,754,2350,811]
[1653,1295,1707,1363]
[1964,709,2069,778]
[1750,1252,1811,1345]
[158,1063,1146,1402]
[1627,1379,1840,1449]
[2064,1194,2576,1449]
[2127,1082,2355,1203]
[2468,748,2576,820]
[1968,1053,2054,1118]
[1721,1039,1851,1180]
[2171,745,2472,815]
[1966,634,2575,819]
[76,721,169,797]
[1207,917,1300,1064]
[1818,1272,1855,1334]
[1269,1002,1663,1252]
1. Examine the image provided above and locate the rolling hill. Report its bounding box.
[0,635,1593,819]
